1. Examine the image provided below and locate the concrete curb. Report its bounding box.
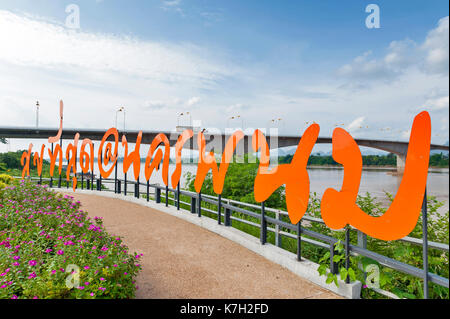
[56,188,362,299]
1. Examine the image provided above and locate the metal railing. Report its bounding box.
[17,175,450,299]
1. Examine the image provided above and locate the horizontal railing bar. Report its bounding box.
[222,203,261,220]
[349,244,449,288]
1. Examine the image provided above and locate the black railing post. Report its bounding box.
[345,227,350,283]
[297,221,302,261]
[177,183,180,210]
[117,180,121,194]
[58,138,62,188]
[86,179,90,190]
[165,185,169,207]
[260,201,267,245]
[114,161,118,193]
[217,194,222,224]
[96,179,101,191]
[156,188,161,203]
[225,207,231,226]
[422,188,429,299]
[190,196,196,214]
[197,192,202,217]
[50,143,53,188]
[90,145,94,191]
[66,155,69,189]
[81,171,84,190]
[124,173,127,195]
[147,180,150,202]
[330,243,339,275]
[135,178,140,198]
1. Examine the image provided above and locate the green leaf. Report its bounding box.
[333,255,343,263]
[340,268,348,281]
[333,276,339,287]
[348,268,356,282]
[326,273,334,284]
[317,265,327,276]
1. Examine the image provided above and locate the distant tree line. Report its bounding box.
[278,152,448,167]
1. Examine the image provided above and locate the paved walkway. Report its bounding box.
[65,192,340,299]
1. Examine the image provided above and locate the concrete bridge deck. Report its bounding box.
[62,191,341,299]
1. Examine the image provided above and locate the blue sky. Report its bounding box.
[0,0,448,153]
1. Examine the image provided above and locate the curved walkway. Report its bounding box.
[64,192,340,299]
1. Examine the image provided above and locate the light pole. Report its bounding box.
[227,115,244,129]
[115,107,125,132]
[36,101,39,128]
[177,111,191,127]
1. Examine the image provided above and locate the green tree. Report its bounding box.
[184,154,286,209]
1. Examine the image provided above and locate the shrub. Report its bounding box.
[0,181,142,299]
[0,174,14,185]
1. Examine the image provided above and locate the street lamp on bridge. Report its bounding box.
[115,106,125,133]
[35,101,39,128]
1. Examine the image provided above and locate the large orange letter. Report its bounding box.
[144,134,170,185]
[98,128,119,179]
[122,131,143,181]
[48,100,64,144]
[65,133,80,191]
[252,124,320,224]
[33,145,46,178]
[320,111,431,240]
[194,131,244,194]
[80,138,94,174]
[171,130,194,188]
[48,144,63,178]
[21,144,33,179]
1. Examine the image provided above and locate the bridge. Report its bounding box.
[1,126,448,173]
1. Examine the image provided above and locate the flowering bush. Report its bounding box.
[0,181,142,299]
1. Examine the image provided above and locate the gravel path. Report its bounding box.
[64,192,340,299]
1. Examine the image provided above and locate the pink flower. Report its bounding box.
[29,260,37,266]
[28,272,36,279]
[45,249,52,253]
[98,287,106,291]
[99,277,105,281]
[13,256,20,261]
[12,262,19,266]
[11,295,18,299]
[84,266,90,270]
[57,250,64,255]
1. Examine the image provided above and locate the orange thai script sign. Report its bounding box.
[20,101,431,241]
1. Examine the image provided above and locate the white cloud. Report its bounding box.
[337,16,449,84]
[162,0,181,7]
[346,116,365,132]
[186,96,200,106]
[0,10,232,85]
[421,95,449,111]
[421,16,449,75]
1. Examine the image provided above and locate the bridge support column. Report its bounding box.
[396,153,407,175]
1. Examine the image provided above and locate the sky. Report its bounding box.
[0,0,448,155]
